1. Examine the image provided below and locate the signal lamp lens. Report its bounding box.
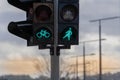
[60,26,77,41]
[60,5,78,22]
[35,27,52,40]
[35,5,52,22]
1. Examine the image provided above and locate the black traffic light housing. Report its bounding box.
[8,21,33,40]
[7,0,35,46]
[7,0,33,11]
[8,0,79,49]
[33,2,54,45]
[8,0,54,47]
[58,0,79,45]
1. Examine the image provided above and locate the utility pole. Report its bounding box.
[90,16,120,80]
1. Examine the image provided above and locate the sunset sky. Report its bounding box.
[0,0,120,77]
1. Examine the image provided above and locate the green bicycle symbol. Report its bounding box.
[36,29,50,39]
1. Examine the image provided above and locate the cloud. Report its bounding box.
[0,0,27,46]
[0,0,120,76]
[80,0,120,36]
[102,34,120,55]
[0,41,38,60]
[0,57,45,76]
[0,0,26,24]
[80,0,120,18]
[62,54,120,74]
[0,11,26,25]
[65,33,120,56]
[0,0,25,13]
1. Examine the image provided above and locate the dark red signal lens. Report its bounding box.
[35,5,52,22]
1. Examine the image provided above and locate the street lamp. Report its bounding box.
[65,53,95,80]
[89,16,120,80]
[80,39,106,80]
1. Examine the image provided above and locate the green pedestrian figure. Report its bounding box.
[63,28,72,41]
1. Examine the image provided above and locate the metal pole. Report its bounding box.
[99,20,102,80]
[51,0,59,80]
[83,42,86,80]
[90,16,120,80]
[76,56,78,80]
[51,49,60,80]
[74,65,76,80]
[80,39,106,80]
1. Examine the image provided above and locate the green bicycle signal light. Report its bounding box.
[33,2,54,45]
[36,29,51,39]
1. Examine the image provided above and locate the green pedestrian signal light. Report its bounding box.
[58,0,79,45]
[59,26,78,45]
[63,28,72,41]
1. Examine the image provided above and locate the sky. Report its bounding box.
[0,0,120,77]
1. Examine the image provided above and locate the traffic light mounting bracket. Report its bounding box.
[38,45,71,56]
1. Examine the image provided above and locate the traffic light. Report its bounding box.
[7,0,34,46]
[33,2,54,45]
[8,0,54,47]
[8,21,32,40]
[7,0,32,11]
[58,0,79,45]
